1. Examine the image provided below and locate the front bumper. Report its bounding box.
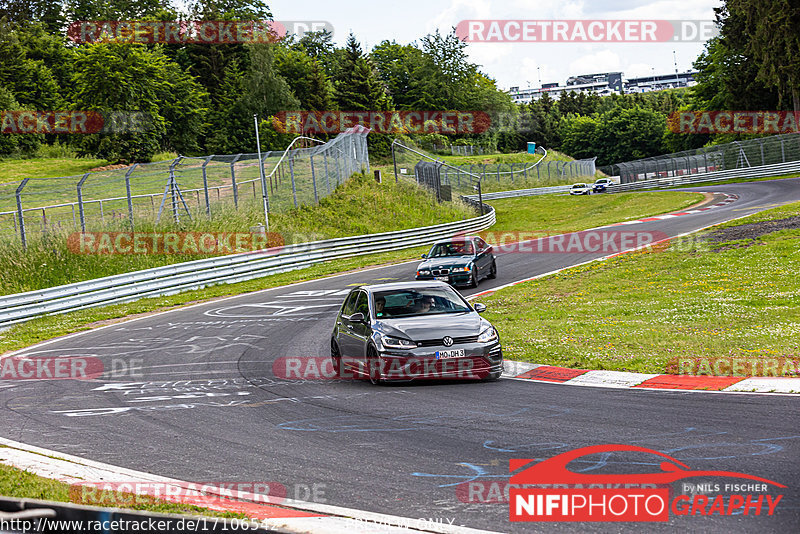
[375,342,503,381]
[415,272,473,285]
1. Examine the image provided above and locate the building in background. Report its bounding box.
[508,70,697,103]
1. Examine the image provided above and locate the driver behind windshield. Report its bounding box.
[431,242,473,257]
[413,295,436,314]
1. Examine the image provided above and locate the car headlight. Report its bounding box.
[380,335,417,349]
[450,266,469,272]
[417,269,430,275]
[477,327,498,343]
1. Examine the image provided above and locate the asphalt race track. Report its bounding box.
[2,178,800,533]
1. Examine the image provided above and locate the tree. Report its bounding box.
[70,42,207,161]
[334,33,391,111]
[0,0,64,32]
[726,0,800,112]
[274,45,334,111]
[594,107,666,165]
[559,114,600,160]
[370,40,424,109]
[0,21,66,110]
[206,43,299,153]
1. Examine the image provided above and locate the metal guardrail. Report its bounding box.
[464,159,800,200]
[0,207,495,327]
[465,185,571,200]
[606,159,800,193]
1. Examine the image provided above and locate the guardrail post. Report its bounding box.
[230,154,241,208]
[77,173,89,232]
[125,164,137,229]
[16,178,29,248]
[509,163,514,183]
[289,152,298,208]
[202,156,212,217]
[477,180,484,215]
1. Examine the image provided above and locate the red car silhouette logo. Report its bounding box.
[510,444,786,487]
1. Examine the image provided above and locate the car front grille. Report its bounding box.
[431,268,450,276]
[417,335,480,347]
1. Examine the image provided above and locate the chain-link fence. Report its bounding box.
[430,145,485,156]
[0,127,370,247]
[391,139,596,199]
[602,133,800,184]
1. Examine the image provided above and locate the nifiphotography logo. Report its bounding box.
[508,444,785,522]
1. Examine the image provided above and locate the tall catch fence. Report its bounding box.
[391,139,596,201]
[0,127,370,247]
[603,133,800,184]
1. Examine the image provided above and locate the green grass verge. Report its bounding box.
[487,191,704,234]
[0,461,246,519]
[0,190,702,356]
[481,201,800,374]
[0,157,111,184]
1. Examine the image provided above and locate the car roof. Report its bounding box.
[355,280,454,293]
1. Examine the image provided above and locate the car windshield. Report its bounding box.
[372,287,471,318]
[572,184,586,188]
[428,242,474,257]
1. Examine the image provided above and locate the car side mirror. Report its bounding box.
[473,303,487,313]
[421,253,427,258]
[348,312,366,323]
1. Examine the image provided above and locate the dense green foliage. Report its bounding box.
[0,0,514,163]
[1,0,796,167]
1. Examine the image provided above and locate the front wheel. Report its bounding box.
[487,260,497,279]
[367,346,384,385]
[468,268,478,288]
[331,339,342,377]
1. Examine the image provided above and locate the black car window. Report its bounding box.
[354,291,369,317]
[373,287,471,317]
[341,290,358,316]
[429,242,474,257]
[474,237,488,251]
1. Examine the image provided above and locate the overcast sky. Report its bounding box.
[269,0,722,90]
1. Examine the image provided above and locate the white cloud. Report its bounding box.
[568,50,622,75]
[625,62,656,78]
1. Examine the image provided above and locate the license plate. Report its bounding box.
[434,276,449,282]
[436,349,465,359]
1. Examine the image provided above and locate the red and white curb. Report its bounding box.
[0,437,498,534]
[502,361,800,395]
[598,193,739,228]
